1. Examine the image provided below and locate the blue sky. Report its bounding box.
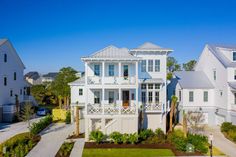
[1,0,236,73]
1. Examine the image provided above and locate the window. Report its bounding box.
[213,70,216,81]
[123,65,129,77]
[155,60,160,72]
[20,89,22,95]
[94,91,100,104]
[4,77,7,86]
[233,52,236,61]
[94,64,100,76]
[141,60,146,72]
[4,54,7,62]
[141,92,146,103]
[79,89,83,95]
[234,70,236,80]
[203,91,208,102]
[14,72,16,80]
[148,60,153,72]
[108,65,114,76]
[155,84,160,89]
[220,90,223,96]
[155,92,159,103]
[10,90,13,97]
[148,92,153,103]
[189,91,194,102]
[148,84,153,89]
[108,91,115,104]
[179,90,181,101]
[141,84,146,90]
[234,93,236,104]
[131,93,135,100]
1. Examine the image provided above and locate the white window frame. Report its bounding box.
[108,91,115,104]
[79,89,83,96]
[94,91,100,104]
[203,91,208,102]
[189,91,194,102]
[108,64,115,76]
[233,52,236,61]
[94,64,100,76]
[141,60,146,72]
[155,60,160,72]
[148,60,153,72]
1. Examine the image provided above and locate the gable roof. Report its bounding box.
[25,71,40,80]
[174,71,214,89]
[207,44,236,68]
[0,39,25,69]
[130,42,173,53]
[68,76,85,86]
[82,45,140,61]
[138,42,162,49]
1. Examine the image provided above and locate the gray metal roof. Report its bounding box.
[82,45,139,60]
[131,42,173,52]
[207,44,236,68]
[228,82,236,90]
[174,71,214,89]
[69,76,85,85]
[138,42,162,49]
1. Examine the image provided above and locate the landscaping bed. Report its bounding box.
[221,122,236,143]
[67,133,85,139]
[0,132,41,157]
[55,141,75,157]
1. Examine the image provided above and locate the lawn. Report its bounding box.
[82,148,175,157]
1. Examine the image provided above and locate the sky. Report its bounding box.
[1,0,236,73]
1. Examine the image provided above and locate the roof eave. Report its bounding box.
[81,57,141,61]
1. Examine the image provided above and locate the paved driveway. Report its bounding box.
[27,123,74,157]
[0,117,41,144]
[204,126,236,157]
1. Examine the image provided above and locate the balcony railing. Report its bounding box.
[143,103,163,112]
[87,103,137,115]
[87,76,136,85]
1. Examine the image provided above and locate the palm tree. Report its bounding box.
[169,95,178,132]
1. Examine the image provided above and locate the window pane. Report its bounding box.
[148,60,153,72]
[233,52,236,61]
[141,60,146,72]
[155,60,160,72]
[4,77,7,86]
[79,89,83,95]
[141,92,146,103]
[109,91,115,103]
[4,54,7,62]
[109,65,114,76]
[179,90,181,101]
[141,84,146,89]
[189,91,194,102]
[155,84,160,89]
[148,84,153,89]
[14,72,16,80]
[123,65,128,77]
[213,70,216,81]
[94,65,100,76]
[148,92,153,103]
[155,92,159,103]
[94,91,100,104]
[204,91,208,102]
[234,93,236,104]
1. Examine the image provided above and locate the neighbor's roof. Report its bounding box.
[207,44,236,68]
[25,71,40,80]
[42,72,58,78]
[130,42,173,52]
[69,76,85,86]
[82,45,140,61]
[174,71,214,89]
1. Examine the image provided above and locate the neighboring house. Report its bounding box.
[169,44,236,125]
[69,42,172,141]
[41,72,58,83]
[0,39,35,122]
[25,71,42,85]
[75,71,84,78]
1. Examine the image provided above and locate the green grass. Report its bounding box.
[82,148,175,157]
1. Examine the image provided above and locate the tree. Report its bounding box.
[183,110,187,138]
[187,111,205,134]
[31,84,47,105]
[19,102,34,129]
[183,60,197,71]
[51,67,78,108]
[167,57,181,72]
[169,95,178,132]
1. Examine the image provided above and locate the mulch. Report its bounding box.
[67,133,85,139]
[84,142,203,156]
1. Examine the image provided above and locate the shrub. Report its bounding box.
[110,132,123,144]
[30,115,53,135]
[227,130,236,142]
[128,133,139,144]
[121,133,129,144]
[221,122,236,133]
[167,130,187,151]
[139,129,154,141]
[187,134,208,154]
[155,128,165,141]
[57,142,74,157]
[89,130,105,144]
[65,111,71,124]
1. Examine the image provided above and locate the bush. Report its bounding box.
[57,142,74,157]
[30,115,53,135]
[110,132,123,144]
[187,134,208,154]
[221,122,236,133]
[227,130,236,142]
[65,111,71,124]
[0,132,40,157]
[139,129,154,141]
[128,133,139,144]
[121,133,129,144]
[89,131,105,144]
[155,128,165,141]
[167,130,187,151]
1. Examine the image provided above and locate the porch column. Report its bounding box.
[135,61,138,83]
[102,61,105,85]
[118,62,121,77]
[119,88,122,114]
[85,62,88,115]
[102,88,105,114]
[135,61,139,114]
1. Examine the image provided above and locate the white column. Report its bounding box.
[118,62,121,77]
[102,88,105,114]
[102,61,105,85]
[85,62,88,115]
[119,88,122,114]
[135,61,139,114]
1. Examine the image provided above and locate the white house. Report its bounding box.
[69,42,172,141]
[0,39,34,122]
[169,44,236,125]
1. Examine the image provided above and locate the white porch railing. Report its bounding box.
[144,103,163,112]
[87,76,136,85]
[87,103,137,115]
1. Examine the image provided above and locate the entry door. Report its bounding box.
[122,91,129,107]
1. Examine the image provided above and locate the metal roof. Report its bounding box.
[130,42,173,52]
[69,76,85,85]
[207,44,236,68]
[174,71,214,89]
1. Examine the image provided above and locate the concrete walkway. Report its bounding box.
[0,117,41,144]
[70,138,85,157]
[204,126,236,157]
[27,123,74,157]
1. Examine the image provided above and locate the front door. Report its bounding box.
[122,90,129,107]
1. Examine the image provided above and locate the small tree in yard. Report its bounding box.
[169,95,178,132]
[75,106,80,136]
[187,111,205,134]
[183,110,188,137]
[19,102,34,129]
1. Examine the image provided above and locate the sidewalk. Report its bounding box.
[27,123,74,157]
[70,138,85,157]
